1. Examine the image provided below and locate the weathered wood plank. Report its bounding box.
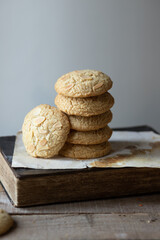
[1,214,160,240]
[1,190,160,215]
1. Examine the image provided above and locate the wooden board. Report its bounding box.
[2,214,160,240]
[1,181,160,240]
[0,126,160,207]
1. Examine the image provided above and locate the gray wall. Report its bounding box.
[0,0,160,135]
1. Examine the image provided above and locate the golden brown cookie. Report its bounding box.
[60,142,111,159]
[55,69,113,97]
[0,209,13,235]
[68,110,112,131]
[55,93,114,117]
[22,104,70,158]
[67,125,112,145]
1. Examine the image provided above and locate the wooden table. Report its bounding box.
[0,183,160,240]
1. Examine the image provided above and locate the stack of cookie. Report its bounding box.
[55,70,114,159]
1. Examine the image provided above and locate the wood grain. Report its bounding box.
[1,177,160,240]
[1,214,160,240]
[1,189,160,215]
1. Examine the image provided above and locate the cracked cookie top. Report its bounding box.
[55,69,112,97]
[22,104,70,158]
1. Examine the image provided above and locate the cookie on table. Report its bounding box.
[55,70,112,98]
[68,110,112,131]
[22,104,70,158]
[55,92,114,117]
[60,142,111,159]
[67,125,112,145]
[0,209,13,235]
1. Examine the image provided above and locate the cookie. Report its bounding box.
[68,110,112,131]
[22,104,70,158]
[55,92,114,117]
[55,70,112,97]
[0,209,13,235]
[60,142,111,159]
[67,125,112,145]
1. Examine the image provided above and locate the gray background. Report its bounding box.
[0,0,160,136]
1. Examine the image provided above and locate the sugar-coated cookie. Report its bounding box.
[0,209,13,235]
[60,142,111,159]
[22,104,70,158]
[68,110,112,131]
[55,93,114,117]
[67,126,112,145]
[55,70,112,97]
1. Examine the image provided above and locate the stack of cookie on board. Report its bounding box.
[55,70,114,159]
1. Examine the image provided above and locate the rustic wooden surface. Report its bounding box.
[0,183,160,240]
[1,126,160,239]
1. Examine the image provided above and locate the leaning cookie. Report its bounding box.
[60,142,111,159]
[22,104,70,158]
[0,209,13,235]
[55,93,114,117]
[67,126,112,145]
[68,110,112,131]
[55,70,112,97]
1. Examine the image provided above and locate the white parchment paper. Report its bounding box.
[11,131,160,169]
